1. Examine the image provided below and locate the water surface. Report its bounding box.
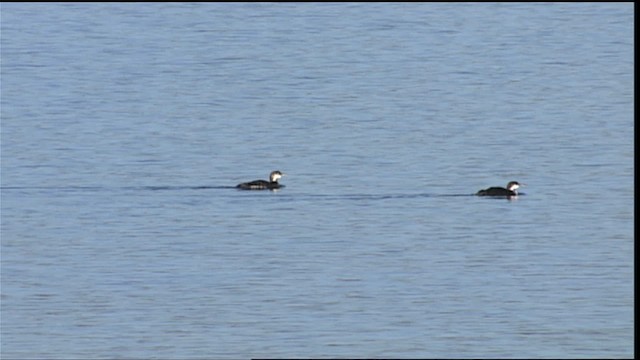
[1,3,634,359]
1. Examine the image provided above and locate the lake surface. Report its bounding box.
[1,3,634,359]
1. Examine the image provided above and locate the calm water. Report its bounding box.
[1,3,634,359]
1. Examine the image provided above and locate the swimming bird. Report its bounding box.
[476,181,522,197]
[236,170,285,190]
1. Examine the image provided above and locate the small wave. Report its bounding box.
[142,185,236,191]
[1,186,523,199]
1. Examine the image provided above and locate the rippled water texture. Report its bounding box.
[1,3,633,358]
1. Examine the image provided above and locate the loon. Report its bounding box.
[236,170,285,190]
[476,181,522,197]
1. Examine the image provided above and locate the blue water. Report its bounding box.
[1,3,634,358]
